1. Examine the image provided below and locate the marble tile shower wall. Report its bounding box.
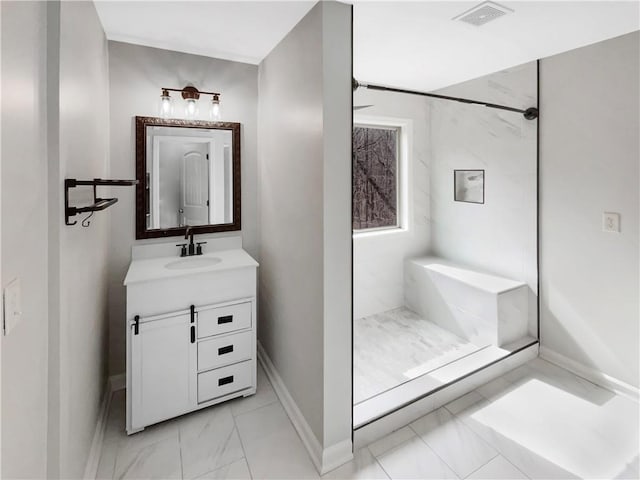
[354,63,538,328]
[428,62,538,336]
[353,89,431,320]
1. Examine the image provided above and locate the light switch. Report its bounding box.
[603,212,621,233]
[3,278,22,335]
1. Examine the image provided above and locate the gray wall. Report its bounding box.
[107,42,258,376]
[1,2,49,477]
[55,2,112,477]
[258,0,352,454]
[2,1,112,478]
[539,31,639,388]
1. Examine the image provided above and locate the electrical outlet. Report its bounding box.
[603,212,621,233]
[3,278,22,335]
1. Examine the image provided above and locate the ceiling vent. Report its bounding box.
[452,1,514,27]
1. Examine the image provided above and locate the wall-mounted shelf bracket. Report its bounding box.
[65,178,138,226]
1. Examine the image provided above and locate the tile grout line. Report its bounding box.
[407,412,499,479]
[448,396,531,480]
[105,393,123,480]
[97,389,118,480]
[230,395,279,419]
[502,455,531,480]
[459,452,501,479]
[407,422,462,477]
[185,419,243,479]
[367,446,393,480]
[178,425,185,479]
[233,409,255,480]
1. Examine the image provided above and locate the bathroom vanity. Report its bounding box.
[124,238,258,434]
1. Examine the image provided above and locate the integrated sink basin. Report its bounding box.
[165,257,222,270]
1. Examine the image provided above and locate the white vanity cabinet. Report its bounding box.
[130,311,194,429]
[124,246,258,434]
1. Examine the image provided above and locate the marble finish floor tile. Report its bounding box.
[322,448,388,479]
[443,390,485,415]
[454,397,579,479]
[452,361,639,479]
[466,455,527,479]
[409,407,497,478]
[96,357,637,480]
[96,390,126,479]
[119,415,180,456]
[235,402,319,479]
[475,377,513,400]
[375,437,459,479]
[367,427,417,458]
[114,434,182,480]
[193,459,252,480]
[179,405,245,479]
[230,363,278,417]
[355,307,483,403]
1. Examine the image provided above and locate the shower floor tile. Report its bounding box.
[354,307,484,404]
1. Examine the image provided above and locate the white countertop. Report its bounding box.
[124,249,259,285]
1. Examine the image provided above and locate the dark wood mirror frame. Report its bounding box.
[135,116,241,239]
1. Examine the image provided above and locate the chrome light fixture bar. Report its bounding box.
[159,85,222,120]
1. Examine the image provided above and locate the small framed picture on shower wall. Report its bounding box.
[454,169,485,204]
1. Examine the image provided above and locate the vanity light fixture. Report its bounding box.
[159,85,222,120]
[159,89,173,118]
[210,94,221,120]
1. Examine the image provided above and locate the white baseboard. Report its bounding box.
[320,438,354,474]
[83,379,114,480]
[540,346,639,402]
[257,342,353,475]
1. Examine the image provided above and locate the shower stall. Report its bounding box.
[352,61,539,434]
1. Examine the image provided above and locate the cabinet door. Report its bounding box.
[130,312,194,429]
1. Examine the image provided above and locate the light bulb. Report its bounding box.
[185,98,197,118]
[159,89,172,118]
[209,95,221,120]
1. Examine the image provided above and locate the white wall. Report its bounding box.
[429,62,538,336]
[539,31,639,389]
[258,0,352,467]
[107,42,258,376]
[1,2,49,477]
[352,89,430,319]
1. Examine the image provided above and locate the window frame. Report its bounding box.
[352,116,411,236]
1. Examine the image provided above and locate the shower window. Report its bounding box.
[352,123,402,231]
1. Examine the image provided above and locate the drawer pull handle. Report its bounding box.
[218,375,234,386]
[218,345,234,355]
[218,315,233,325]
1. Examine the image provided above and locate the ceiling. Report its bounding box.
[95,1,640,91]
[352,1,640,91]
[94,1,316,65]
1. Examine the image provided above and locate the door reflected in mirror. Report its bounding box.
[136,117,241,239]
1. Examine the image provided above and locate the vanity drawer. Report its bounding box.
[198,331,252,371]
[198,360,253,403]
[198,302,251,338]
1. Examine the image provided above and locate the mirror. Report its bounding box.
[135,116,241,239]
